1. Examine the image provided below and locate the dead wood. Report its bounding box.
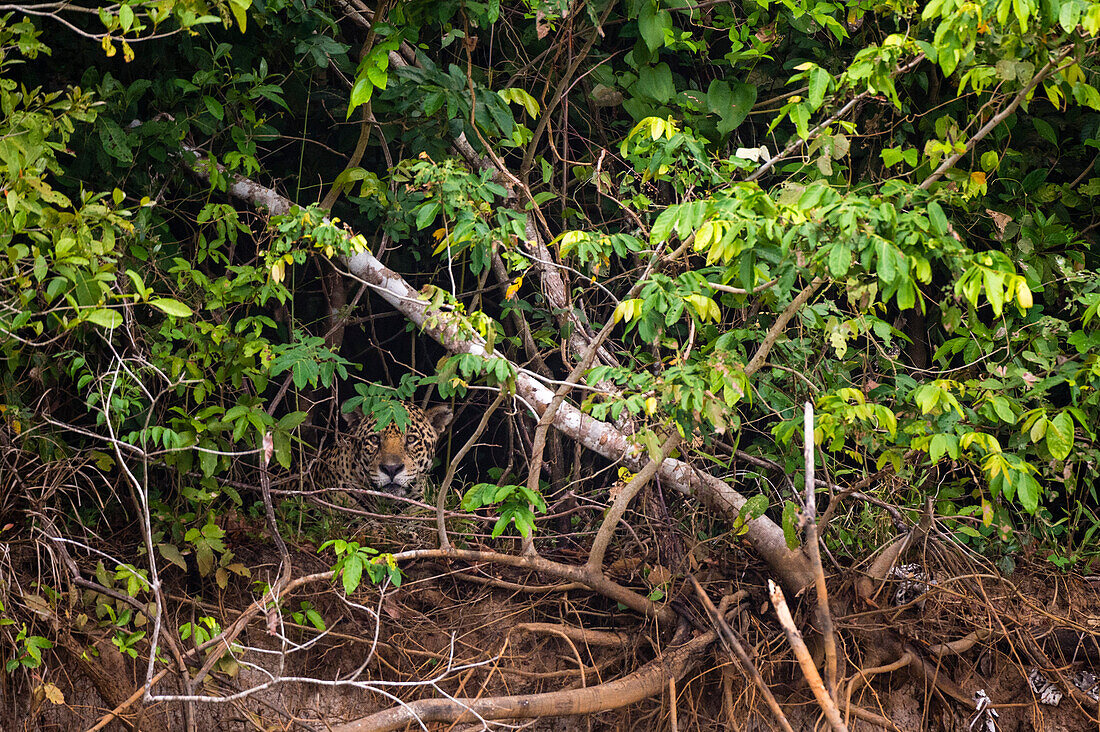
[769,579,849,732]
[690,576,795,732]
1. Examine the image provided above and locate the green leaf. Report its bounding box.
[119,4,134,32]
[85,309,122,329]
[707,80,756,134]
[149,298,194,318]
[638,1,672,52]
[881,148,905,167]
[927,201,949,235]
[348,76,374,117]
[199,448,217,478]
[158,543,187,571]
[988,396,1016,424]
[1016,472,1041,514]
[651,206,678,245]
[499,87,540,118]
[781,501,801,550]
[828,243,851,277]
[305,608,326,630]
[635,63,675,104]
[366,64,388,89]
[807,66,830,109]
[1046,411,1074,460]
[342,556,363,594]
[277,411,309,431]
[789,103,810,138]
[203,95,224,122]
[227,0,248,30]
[195,542,213,576]
[929,433,949,462]
[1030,415,1048,443]
[98,119,134,164]
[416,201,441,230]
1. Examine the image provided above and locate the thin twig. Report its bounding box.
[84,668,170,732]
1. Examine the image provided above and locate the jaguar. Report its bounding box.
[314,402,453,505]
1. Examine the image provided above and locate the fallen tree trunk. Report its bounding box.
[185,153,815,592]
[330,630,718,732]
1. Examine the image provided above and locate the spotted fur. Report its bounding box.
[315,402,453,505]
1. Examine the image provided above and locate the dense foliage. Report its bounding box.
[2,0,1100,721]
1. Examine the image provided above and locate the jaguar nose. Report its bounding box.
[380,461,403,480]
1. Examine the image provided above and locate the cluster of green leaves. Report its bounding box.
[179,616,240,676]
[1,598,53,673]
[461,482,548,538]
[320,540,402,594]
[0,2,372,626]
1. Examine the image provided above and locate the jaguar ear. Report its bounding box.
[425,405,453,435]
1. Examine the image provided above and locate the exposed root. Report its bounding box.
[330,630,717,731]
[513,622,636,647]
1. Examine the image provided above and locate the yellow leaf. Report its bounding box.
[101,36,117,57]
[432,227,447,241]
[270,260,285,283]
[1016,277,1033,308]
[505,276,523,300]
[613,299,642,323]
[969,170,986,186]
[1044,82,1064,109]
[40,683,65,704]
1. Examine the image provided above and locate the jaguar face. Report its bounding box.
[318,402,453,505]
